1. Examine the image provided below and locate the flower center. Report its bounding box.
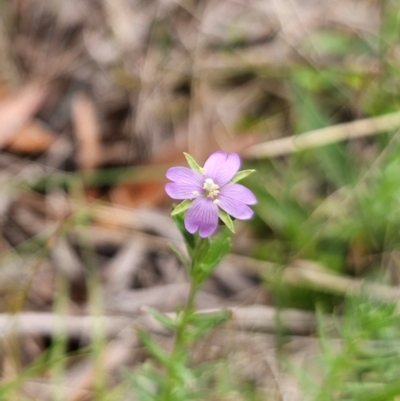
[203,178,220,199]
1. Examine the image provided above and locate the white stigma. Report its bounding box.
[203,178,220,199]
[204,178,215,191]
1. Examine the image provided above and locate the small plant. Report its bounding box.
[132,151,256,401]
[299,297,400,401]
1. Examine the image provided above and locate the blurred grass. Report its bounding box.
[240,1,400,317]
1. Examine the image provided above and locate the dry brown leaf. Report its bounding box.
[109,144,187,208]
[109,135,255,207]
[0,83,48,148]
[110,181,168,208]
[71,92,103,170]
[6,120,57,154]
[109,134,258,208]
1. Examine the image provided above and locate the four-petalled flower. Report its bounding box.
[165,151,257,237]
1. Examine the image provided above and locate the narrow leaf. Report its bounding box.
[144,307,178,331]
[183,152,202,173]
[218,209,235,233]
[188,310,231,326]
[170,199,192,216]
[169,243,190,271]
[137,329,171,366]
[171,213,196,254]
[231,169,255,183]
[187,311,231,341]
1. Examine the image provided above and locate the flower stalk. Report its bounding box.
[160,276,198,400]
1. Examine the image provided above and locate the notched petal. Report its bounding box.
[165,183,200,200]
[219,183,257,205]
[203,151,241,187]
[218,184,256,220]
[218,199,254,220]
[166,166,203,187]
[184,197,219,238]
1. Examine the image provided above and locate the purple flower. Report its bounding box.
[165,151,257,238]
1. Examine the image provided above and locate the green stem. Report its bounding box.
[160,270,199,400]
[173,278,198,355]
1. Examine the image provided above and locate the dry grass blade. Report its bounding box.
[173,305,326,335]
[282,263,400,303]
[229,256,400,303]
[66,331,138,401]
[71,201,180,240]
[103,239,146,292]
[244,111,400,158]
[0,313,130,339]
[71,92,103,170]
[106,284,222,314]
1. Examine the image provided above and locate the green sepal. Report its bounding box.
[170,199,192,216]
[231,169,255,183]
[183,152,203,173]
[218,209,235,233]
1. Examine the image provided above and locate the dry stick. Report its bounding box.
[0,304,319,400]
[243,111,400,158]
[70,224,400,305]
[0,305,319,339]
[161,305,324,336]
[226,255,400,303]
[66,330,138,401]
[0,313,131,339]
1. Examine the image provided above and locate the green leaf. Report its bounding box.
[170,199,192,216]
[218,209,235,233]
[193,230,232,284]
[183,152,203,173]
[186,310,231,342]
[231,169,255,183]
[129,364,165,401]
[169,243,190,271]
[137,329,171,366]
[171,213,196,254]
[188,310,231,326]
[145,307,178,331]
[192,237,210,265]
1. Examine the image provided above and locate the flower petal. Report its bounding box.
[203,151,241,186]
[165,183,200,200]
[184,197,219,238]
[166,166,203,187]
[165,166,204,200]
[219,183,257,205]
[218,184,257,220]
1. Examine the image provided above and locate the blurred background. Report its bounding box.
[2,0,400,400]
